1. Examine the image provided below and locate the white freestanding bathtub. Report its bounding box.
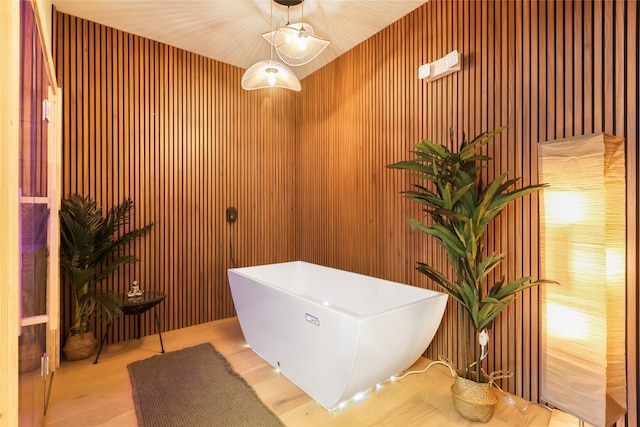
[227,261,448,410]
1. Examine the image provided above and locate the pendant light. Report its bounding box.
[262,0,330,67]
[242,1,301,91]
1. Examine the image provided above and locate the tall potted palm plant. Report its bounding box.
[60,194,153,360]
[387,126,553,422]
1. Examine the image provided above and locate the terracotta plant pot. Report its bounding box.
[450,374,498,423]
[62,331,97,361]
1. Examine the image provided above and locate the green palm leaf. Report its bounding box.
[60,194,154,333]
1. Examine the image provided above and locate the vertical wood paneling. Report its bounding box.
[54,11,298,346]
[298,1,638,423]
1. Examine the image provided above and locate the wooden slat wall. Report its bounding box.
[297,0,638,424]
[53,11,298,347]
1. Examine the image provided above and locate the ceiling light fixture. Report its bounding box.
[242,0,301,91]
[262,0,330,67]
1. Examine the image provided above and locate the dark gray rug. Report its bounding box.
[127,343,284,427]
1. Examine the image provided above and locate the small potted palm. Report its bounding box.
[387,126,553,422]
[60,195,153,360]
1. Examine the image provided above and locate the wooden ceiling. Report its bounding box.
[51,0,428,79]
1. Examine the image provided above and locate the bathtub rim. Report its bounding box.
[228,260,448,321]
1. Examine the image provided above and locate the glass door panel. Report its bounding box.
[18,0,55,424]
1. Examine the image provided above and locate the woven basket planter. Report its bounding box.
[451,374,498,422]
[63,331,97,361]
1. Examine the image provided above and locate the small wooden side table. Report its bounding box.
[94,290,166,364]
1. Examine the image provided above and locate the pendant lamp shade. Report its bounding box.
[262,23,330,66]
[241,59,301,92]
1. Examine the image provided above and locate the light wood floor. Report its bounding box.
[20,317,579,426]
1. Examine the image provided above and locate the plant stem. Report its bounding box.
[475,329,481,382]
[460,303,470,378]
